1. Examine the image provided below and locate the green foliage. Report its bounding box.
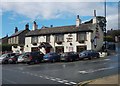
[104,36,114,42]
[0,44,12,52]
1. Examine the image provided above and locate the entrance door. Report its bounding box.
[77,46,87,52]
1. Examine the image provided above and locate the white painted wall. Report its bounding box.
[12,46,22,54]
[24,24,103,53]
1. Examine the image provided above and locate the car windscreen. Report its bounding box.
[0,54,7,58]
[18,55,24,59]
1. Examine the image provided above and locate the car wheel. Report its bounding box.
[88,57,92,60]
[52,59,55,63]
[4,60,8,64]
[97,55,100,58]
[69,58,73,62]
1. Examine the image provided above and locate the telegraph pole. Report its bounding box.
[104,0,107,52]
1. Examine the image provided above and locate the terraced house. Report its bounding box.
[24,10,106,54]
[8,24,30,53]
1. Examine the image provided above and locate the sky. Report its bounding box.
[0,0,118,38]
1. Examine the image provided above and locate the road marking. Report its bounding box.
[55,78,61,81]
[45,76,50,79]
[78,67,115,74]
[104,59,110,61]
[62,80,68,82]
[58,80,64,83]
[69,82,77,84]
[39,75,43,78]
[3,78,17,84]
[51,78,56,81]
[64,82,71,85]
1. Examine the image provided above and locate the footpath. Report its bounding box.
[77,74,119,86]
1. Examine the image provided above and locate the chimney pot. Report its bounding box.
[94,10,96,17]
[25,23,29,30]
[77,15,79,19]
[50,25,53,27]
[33,21,37,30]
[15,27,18,33]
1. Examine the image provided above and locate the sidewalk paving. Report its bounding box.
[77,74,119,86]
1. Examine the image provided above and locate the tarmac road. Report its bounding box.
[2,52,119,86]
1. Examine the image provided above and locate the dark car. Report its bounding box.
[8,54,20,64]
[60,52,79,62]
[79,50,100,60]
[43,52,60,62]
[0,53,17,64]
[25,51,44,64]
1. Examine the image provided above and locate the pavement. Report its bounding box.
[77,74,119,86]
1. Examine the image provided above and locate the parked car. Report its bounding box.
[79,50,100,60]
[25,51,44,65]
[60,52,79,62]
[17,54,27,63]
[0,53,17,64]
[8,54,20,64]
[43,52,60,62]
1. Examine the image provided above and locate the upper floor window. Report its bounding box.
[77,32,86,43]
[46,35,50,43]
[31,36,38,43]
[55,34,64,42]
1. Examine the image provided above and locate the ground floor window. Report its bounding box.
[77,46,87,52]
[55,46,64,53]
[31,47,39,52]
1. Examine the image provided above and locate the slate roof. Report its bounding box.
[9,30,26,38]
[26,23,94,37]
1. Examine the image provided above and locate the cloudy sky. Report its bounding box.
[0,0,118,37]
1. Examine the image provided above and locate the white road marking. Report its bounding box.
[39,75,43,78]
[78,67,115,74]
[51,78,56,81]
[45,76,50,79]
[62,80,68,82]
[104,59,110,61]
[69,82,77,84]
[64,82,71,85]
[58,80,64,83]
[55,78,61,81]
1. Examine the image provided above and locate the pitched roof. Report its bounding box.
[9,30,25,38]
[26,23,94,36]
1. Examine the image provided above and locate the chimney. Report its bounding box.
[25,23,29,30]
[50,25,53,28]
[15,27,18,33]
[76,15,81,27]
[93,10,97,24]
[94,10,96,17]
[33,21,37,30]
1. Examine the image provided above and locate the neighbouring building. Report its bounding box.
[0,35,8,45]
[8,24,30,53]
[24,10,106,54]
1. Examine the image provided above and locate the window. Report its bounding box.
[77,32,86,43]
[31,36,38,43]
[46,35,50,43]
[55,34,64,42]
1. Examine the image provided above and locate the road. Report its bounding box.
[2,44,120,85]
[2,52,119,86]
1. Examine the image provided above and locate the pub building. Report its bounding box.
[24,10,105,54]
